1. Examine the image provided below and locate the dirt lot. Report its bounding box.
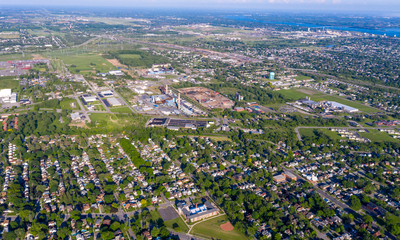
[220,222,234,231]
[32,54,46,60]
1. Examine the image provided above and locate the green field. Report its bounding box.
[277,88,311,100]
[49,52,116,73]
[299,128,345,140]
[0,77,20,91]
[359,129,399,143]
[218,87,241,96]
[309,94,378,113]
[295,75,313,80]
[110,106,133,113]
[59,98,78,110]
[190,215,247,240]
[164,217,189,233]
[89,113,148,129]
[119,54,141,59]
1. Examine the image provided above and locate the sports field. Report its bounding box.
[164,217,189,233]
[190,215,247,240]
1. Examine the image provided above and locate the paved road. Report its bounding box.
[74,96,91,122]
[81,77,112,113]
[282,166,397,240]
[106,83,137,114]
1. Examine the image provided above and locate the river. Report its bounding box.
[226,15,400,37]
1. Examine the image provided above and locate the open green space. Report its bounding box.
[295,75,313,81]
[164,217,189,233]
[309,94,379,113]
[299,128,345,140]
[118,54,141,59]
[49,52,116,73]
[275,88,320,100]
[110,106,133,113]
[0,76,20,91]
[89,113,148,129]
[218,87,241,96]
[59,98,78,110]
[190,215,247,240]
[359,129,399,143]
[178,134,231,142]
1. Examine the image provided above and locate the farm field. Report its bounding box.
[190,215,247,240]
[164,217,189,233]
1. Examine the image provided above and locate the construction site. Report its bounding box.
[178,87,235,110]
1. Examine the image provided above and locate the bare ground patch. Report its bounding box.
[297,88,317,95]
[220,222,234,231]
[32,54,46,60]
[69,122,89,128]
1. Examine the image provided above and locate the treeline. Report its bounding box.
[119,138,145,168]
[109,50,169,68]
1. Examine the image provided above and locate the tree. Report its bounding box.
[3,232,17,240]
[350,195,361,211]
[151,227,160,236]
[110,222,121,231]
[363,215,373,225]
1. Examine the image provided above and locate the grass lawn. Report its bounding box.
[89,113,148,129]
[59,98,78,110]
[309,94,378,113]
[164,217,189,233]
[119,54,141,59]
[299,128,345,140]
[51,52,116,73]
[110,106,133,113]
[359,129,399,143]
[295,75,313,80]
[277,89,309,100]
[0,53,34,61]
[179,135,231,142]
[190,215,247,240]
[0,77,20,91]
[218,87,240,96]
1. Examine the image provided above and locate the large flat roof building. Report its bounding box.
[107,97,122,107]
[177,201,218,223]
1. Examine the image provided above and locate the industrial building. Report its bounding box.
[100,90,113,97]
[0,89,17,104]
[82,94,96,103]
[326,101,358,113]
[106,97,122,107]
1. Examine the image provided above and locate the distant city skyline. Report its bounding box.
[1,0,400,13]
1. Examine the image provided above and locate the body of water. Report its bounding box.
[226,15,400,37]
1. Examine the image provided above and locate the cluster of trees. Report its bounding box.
[110,50,169,68]
[120,139,144,167]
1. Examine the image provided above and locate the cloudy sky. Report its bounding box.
[1,0,399,12]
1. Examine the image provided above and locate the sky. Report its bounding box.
[1,0,400,13]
